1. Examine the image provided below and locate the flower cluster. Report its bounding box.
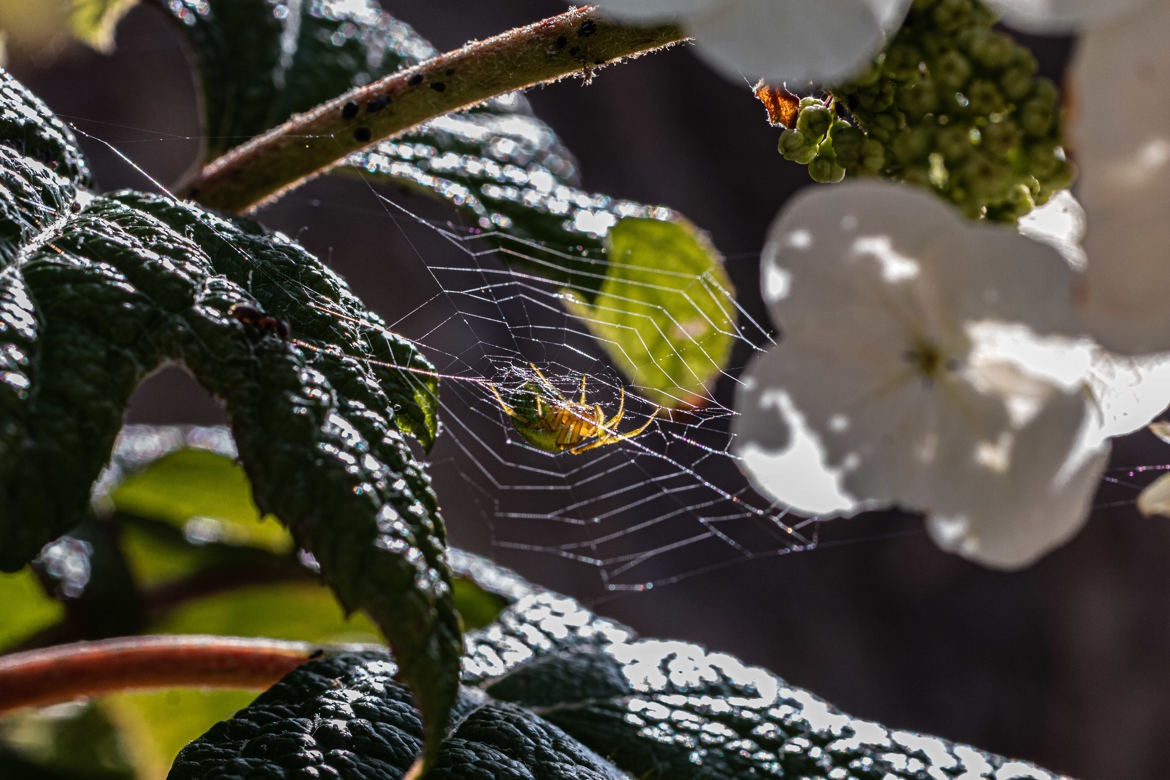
[781,0,1070,221]
[594,0,1170,567]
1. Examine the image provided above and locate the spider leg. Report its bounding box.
[488,383,519,419]
[603,386,626,431]
[619,407,661,439]
[570,407,660,453]
[529,363,557,394]
[579,375,587,405]
[568,434,614,454]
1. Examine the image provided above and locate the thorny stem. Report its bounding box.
[0,635,323,712]
[186,6,688,214]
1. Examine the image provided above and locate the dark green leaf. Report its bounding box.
[94,0,735,401]
[174,566,1065,779]
[168,651,626,780]
[0,72,456,758]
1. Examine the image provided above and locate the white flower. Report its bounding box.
[592,0,912,85]
[1067,1,1170,354]
[732,182,1111,569]
[983,0,1150,33]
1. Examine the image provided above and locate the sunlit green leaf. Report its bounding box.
[0,571,62,648]
[111,449,291,555]
[565,217,737,408]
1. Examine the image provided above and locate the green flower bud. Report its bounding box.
[1000,66,1036,102]
[963,29,1014,70]
[859,138,887,173]
[935,124,973,163]
[898,80,939,119]
[829,124,865,167]
[1005,183,1037,217]
[866,112,898,142]
[1019,97,1054,137]
[966,79,1005,115]
[1029,79,1059,106]
[796,104,833,139]
[980,120,1019,155]
[809,152,846,183]
[778,129,818,164]
[891,127,933,164]
[885,42,923,78]
[857,82,895,113]
[962,153,1012,200]
[933,0,975,33]
[932,50,972,91]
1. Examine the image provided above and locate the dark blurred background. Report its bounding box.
[9,3,1170,778]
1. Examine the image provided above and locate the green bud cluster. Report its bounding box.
[774,0,1071,221]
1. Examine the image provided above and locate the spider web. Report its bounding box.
[64,113,1170,602]
[328,182,825,594]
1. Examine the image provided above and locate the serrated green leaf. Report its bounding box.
[564,217,737,408]
[0,72,456,760]
[168,651,627,780]
[120,0,734,391]
[173,571,1067,779]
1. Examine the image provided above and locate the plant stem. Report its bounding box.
[185,6,687,214]
[0,635,321,712]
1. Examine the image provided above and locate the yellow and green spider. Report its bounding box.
[488,364,660,454]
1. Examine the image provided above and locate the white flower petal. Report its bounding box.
[596,0,911,85]
[592,0,722,21]
[732,373,863,516]
[926,390,1109,569]
[1072,3,1170,353]
[1086,351,1170,438]
[983,0,1149,33]
[1016,190,1085,270]
[688,0,910,84]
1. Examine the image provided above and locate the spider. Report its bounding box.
[489,364,659,454]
